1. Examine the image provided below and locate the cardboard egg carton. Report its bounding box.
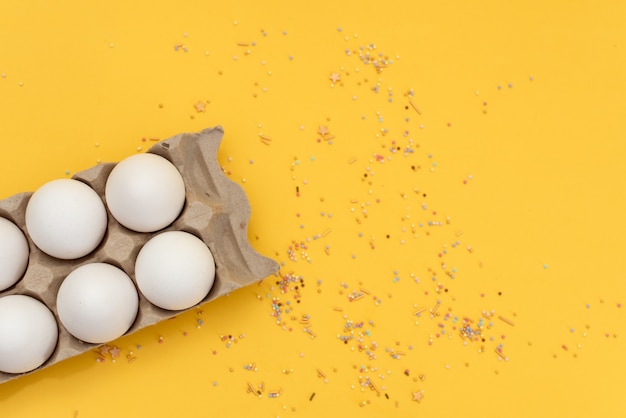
[0,126,279,384]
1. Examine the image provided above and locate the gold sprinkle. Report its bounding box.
[329,72,341,83]
[348,157,358,164]
[247,382,256,393]
[194,101,207,113]
[414,307,426,315]
[237,42,250,46]
[109,346,120,358]
[317,125,330,137]
[360,288,371,295]
[322,228,331,237]
[317,368,326,378]
[369,380,381,393]
[333,307,344,312]
[498,315,515,326]
[431,302,440,315]
[412,390,425,403]
[409,100,422,115]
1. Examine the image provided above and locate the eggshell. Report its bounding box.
[0,217,29,291]
[105,153,186,233]
[135,231,216,310]
[25,179,107,260]
[0,295,58,374]
[56,263,139,344]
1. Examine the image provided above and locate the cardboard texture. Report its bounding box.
[0,126,279,383]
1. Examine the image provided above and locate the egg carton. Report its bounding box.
[0,126,279,384]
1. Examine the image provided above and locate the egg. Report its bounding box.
[25,179,107,260]
[105,153,186,233]
[56,263,139,344]
[135,231,216,310]
[0,217,30,291]
[0,295,58,374]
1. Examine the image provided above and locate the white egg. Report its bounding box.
[25,179,107,260]
[105,153,186,233]
[135,231,215,310]
[0,295,58,374]
[0,217,30,291]
[56,263,139,344]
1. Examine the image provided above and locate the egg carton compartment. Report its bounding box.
[0,126,279,384]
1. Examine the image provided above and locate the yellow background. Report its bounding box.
[1,1,625,417]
